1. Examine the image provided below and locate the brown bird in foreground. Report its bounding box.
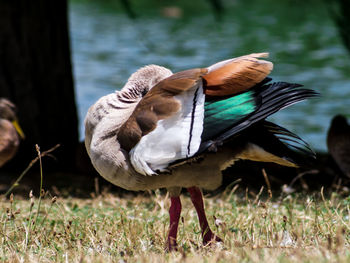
[327,115,350,178]
[85,53,317,251]
[0,98,25,167]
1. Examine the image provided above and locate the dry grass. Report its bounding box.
[1,186,350,262]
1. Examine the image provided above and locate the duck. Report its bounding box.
[327,115,350,178]
[0,98,25,167]
[84,53,318,250]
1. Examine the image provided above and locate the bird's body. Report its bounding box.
[85,53,317,250]
[0,99,24,167]
[327,115,350,178]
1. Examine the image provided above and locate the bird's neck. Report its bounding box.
[120,65,173,100]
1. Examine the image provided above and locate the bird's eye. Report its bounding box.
[142,89,148,97]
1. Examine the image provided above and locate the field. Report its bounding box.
[1,185,350,263]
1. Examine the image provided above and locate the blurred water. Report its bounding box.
[69,1,350,152]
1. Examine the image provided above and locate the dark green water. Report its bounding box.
[70,0,350,152]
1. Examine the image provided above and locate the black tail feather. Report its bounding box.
[262,121,316,162]
[198,80,319,154]
[229,121,316,167]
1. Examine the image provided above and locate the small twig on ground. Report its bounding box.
[94,177,100,196]
[253,186,264,205]
[262,169,272,200]
[288,169,318,189]
[32,144,43,232]
[3,144,60,197]
[225,183,240,202]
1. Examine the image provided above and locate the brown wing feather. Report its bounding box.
[118,68,207,151]
[203,53,273,96]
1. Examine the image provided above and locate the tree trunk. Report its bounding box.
[0,0,79,171]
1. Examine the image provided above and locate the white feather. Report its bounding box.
[130,82,205,175]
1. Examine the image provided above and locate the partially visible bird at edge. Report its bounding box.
[84,53,319,251]
[0,98,25,167]
[327,114,350,178]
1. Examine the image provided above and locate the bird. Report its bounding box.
[84,53,318,251]
[0,98,25,167]
[327,115,350,178]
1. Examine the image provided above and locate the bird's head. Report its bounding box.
[331,114,349,130]
[0,98,25,139]
[0,98,17,121]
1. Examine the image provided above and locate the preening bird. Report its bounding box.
[84,53,318,250]
[327,115,350,178]
[0,98,25,167]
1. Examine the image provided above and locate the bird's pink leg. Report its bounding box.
[167,196,182,251]
[187,186,222,245]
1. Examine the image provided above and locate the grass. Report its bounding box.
[1,186,350,262]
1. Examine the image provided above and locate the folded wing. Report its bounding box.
[118,68,208,175]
